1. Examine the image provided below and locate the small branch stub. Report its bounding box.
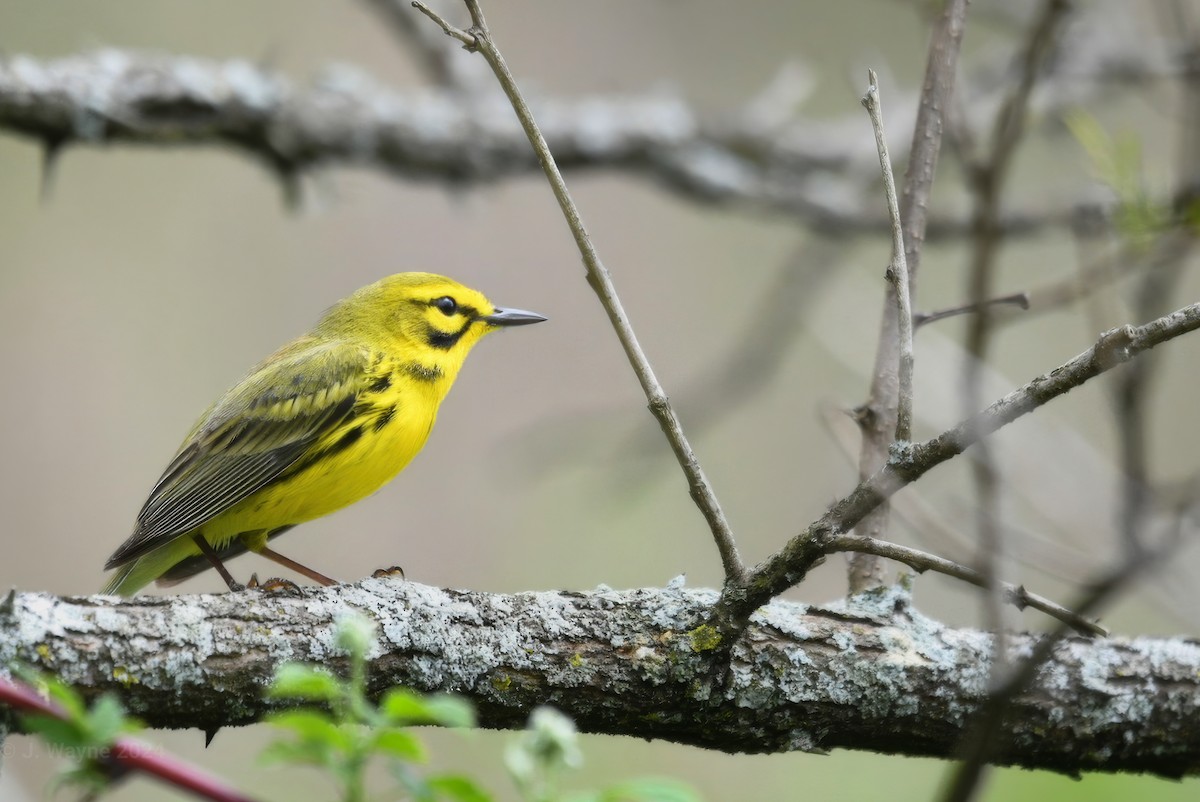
[411,2,478,48]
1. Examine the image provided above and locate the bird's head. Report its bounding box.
[319,272,546,372]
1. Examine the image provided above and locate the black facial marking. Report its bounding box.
[374,405,397,431]
[402,362,443,383]
[425,322,471,351]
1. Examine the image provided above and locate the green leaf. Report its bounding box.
[259,738,338,770]
[85,694,131,743]
[21,715,87,750]
[599,778,703,802]
[265,710,353,751]
[420,696,476,729]
[38,677,86,720]
[564,778,702,802]
[369,727,426,762]
[427,774,495,802]
[268,664,343,702]
[381,690,475,728]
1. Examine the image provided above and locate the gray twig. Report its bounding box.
[861,69,915,444]
[914,293,1030,328]
[827,534,1104,636]
[411,0,745,583]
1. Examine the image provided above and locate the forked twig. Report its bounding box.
[714,304,1200,633]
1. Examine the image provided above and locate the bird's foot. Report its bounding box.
[246,573,305,596]
[371,565,406,580]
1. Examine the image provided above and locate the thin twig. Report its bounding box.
[713,302,1200,632]
[411,0,746,583]
[827,534,1105,636]
[862,69,915,443]
[848,0,970,592]
[914,292,1030,328]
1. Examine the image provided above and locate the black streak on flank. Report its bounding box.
[331,425,364,455]
[403,362,443,383]
[369,374,392,393]
[374,405,397,431]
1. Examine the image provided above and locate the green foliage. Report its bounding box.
[16,671,141,796]
[11,615,701,802]
[264,614,701,802]
[262,614,484,802]
[1065,110,1170,247]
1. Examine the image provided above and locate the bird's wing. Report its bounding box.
[105,339,373,568]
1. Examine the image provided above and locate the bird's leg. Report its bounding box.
[190,534,245,592]
[255,546,339,586]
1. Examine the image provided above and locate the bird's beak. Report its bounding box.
[483,307,548,327]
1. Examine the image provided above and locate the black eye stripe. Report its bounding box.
[425,320,472,350]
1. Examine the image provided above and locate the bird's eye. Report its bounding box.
[432,296,458,316]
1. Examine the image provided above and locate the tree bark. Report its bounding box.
[2,580,1198,778]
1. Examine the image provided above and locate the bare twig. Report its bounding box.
[826,534,1105,636]
[849,0,970,591]
[862,69,915,443]
[914,293,1030,328]
[713,302,1200,633]
[411,0,745,583]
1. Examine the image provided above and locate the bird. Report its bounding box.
[102,272,545,595]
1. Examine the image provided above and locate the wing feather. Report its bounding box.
[105,340,372,568]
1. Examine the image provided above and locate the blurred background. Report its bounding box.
[2,0,1199,799]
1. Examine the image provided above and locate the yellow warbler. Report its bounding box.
[103,273,545,595]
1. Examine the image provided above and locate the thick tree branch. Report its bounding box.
[1,582,1198,777]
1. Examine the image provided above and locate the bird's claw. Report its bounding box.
[371,565,406,580]
[246,574,305,596]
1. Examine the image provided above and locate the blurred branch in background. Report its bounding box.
[0,7,1180,237]
[956,1,1072,741]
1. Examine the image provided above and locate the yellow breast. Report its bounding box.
[206,359,446,546]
